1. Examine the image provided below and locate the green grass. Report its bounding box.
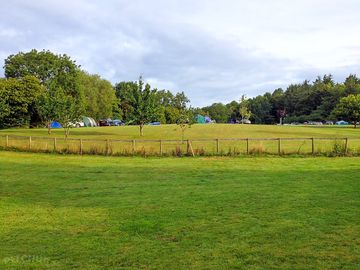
[0,151,359,269]
[1,124,360,140]
[1,124,360,156]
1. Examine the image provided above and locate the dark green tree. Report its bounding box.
[121,77,159,136]
[344,74,360,96]
[78,71,116,120]
[114,81,138,123]
[0,76,44,128]
[333,94,360,128]
[4,49,84,129]
[4,49,80,96]
[202,103,230,123]
[249,94,272,124]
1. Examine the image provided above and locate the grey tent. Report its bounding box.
[82,116,97,127]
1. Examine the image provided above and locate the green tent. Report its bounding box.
[195,114,206,124]
[82,116,97,127]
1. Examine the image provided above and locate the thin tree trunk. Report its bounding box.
[47,121,52,135]
[140,124,144,136]
[64,126,70,140]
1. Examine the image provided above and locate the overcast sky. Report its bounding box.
[1,0,360,106]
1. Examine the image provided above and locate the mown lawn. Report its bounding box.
[0,152,359,269]
[2,124,360,156]
[1,124,360,140]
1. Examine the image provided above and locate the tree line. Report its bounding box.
[200,74,360,126]
[0,49,191,135]
[1,49,360,136]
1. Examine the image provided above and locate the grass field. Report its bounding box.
[1,124,360,156]
[0,151,359,269]
[1,124,360,140]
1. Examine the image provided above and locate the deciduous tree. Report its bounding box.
[239,95,251,123]
[122,77,159,136]
[333,94,360,128]
[0,76,44,128]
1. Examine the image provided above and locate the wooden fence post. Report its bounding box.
[311,138,315,156]
[80,139,83,155]
[132,140,136,154]
[246,138,249,155]
[6,135,9,148]
[160,140,163,155]
[345,138,348,154]
[29,136,32,150]
[187,140,195,157]
[278,138,281,155]
[216,139,220,154]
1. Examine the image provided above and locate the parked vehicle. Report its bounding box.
[99,119,112,126]
[70,121,85,128]
[148,122,161,126]
[111,119,125,126]
[240,119,251,124]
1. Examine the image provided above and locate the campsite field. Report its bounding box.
[0,151,359,269]
[1,124,360,156]
[1,124,360,140]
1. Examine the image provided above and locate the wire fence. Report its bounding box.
[1,134,360,157]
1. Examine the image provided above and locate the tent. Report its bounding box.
[195,114,206,124]
[82,116,97,127]
[50,121,62,128]
[336,120,349,125]
[195,115,212,124]
[204,116,212,123]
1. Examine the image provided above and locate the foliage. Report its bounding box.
[3,49,360,129]
[78,71,116,120]
[114,78,191,130]
[333,94,360,128]
[197,74,360,125]
[118,77,159,136]
[176,108,194,141]
[249,94,273,124]
[239,95,251,122]
[0,94,10,123]
[202,103,230,123]
[4,49,80,96]
[0,76,44,128]
[114,81,137,123]
[36,90,58,134]
[54,88,84,138]
[156,90,190,124]
[3,49,84,130]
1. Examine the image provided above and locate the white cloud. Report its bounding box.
[0,0,359,106]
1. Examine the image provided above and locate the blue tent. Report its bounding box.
[50,121,62,128]
[205,116,212,123]
[336,120,349,125]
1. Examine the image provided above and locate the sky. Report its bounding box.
[1,0,360,107]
